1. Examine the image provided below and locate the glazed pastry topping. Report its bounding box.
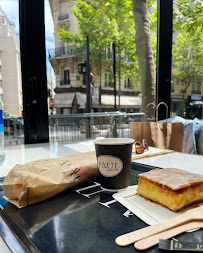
[138,168,203,191]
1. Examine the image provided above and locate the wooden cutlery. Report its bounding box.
[115,205,203,247]
[134,220,203,250]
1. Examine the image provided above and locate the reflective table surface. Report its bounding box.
[1,169,203,253]
[0,141,203,252]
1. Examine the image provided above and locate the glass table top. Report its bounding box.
[0,167,203,253]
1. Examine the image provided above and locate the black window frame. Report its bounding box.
[19,0,173,143]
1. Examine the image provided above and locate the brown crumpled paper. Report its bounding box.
[2,151,98,208]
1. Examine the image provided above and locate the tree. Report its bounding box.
[172,0,203,115]
[59,0,140,83]
[173,0,203,83]
[131,0,156,115]
[173,0,203,34]
[59,0,159,116]
[172,30,203,114]
[172,30,203,92]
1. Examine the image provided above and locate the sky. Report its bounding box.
[0,0,55,81]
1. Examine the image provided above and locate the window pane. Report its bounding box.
[64,70,70,84]
[55,0,158,115]
[0,0,56,144]
[172,0,203,119]
[0,0,161,144]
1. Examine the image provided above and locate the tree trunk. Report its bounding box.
[132,0,156,119]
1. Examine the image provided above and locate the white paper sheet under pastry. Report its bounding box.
[113,185,203,226]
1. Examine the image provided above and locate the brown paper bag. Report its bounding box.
[2,151,98,208]
[130,102,184,152]
[130,121,185,152]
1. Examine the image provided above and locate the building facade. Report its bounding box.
[48,0,202,118]
[0,7,22,116]
[48,0,141,114]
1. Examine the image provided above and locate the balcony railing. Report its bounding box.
[58,14,69,21]
[49,46,84,58]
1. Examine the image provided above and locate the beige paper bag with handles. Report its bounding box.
[2,151,98,208]
[130,102,185,152]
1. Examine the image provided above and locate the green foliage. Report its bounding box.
[172,0,203,91]
[59,0,140,84]
[172,30,203,89]
[148,5,157,68]
[59,0,203,92]
[147,0,156,8]
[174,0,203,33]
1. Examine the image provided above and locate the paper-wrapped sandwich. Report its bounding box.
[2,152,98,208]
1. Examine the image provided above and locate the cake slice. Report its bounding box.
[137,168,203,212]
